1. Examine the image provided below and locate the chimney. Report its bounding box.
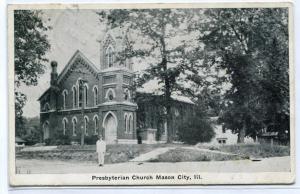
[50,61,58,86]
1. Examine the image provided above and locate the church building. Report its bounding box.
[38,30,195,144]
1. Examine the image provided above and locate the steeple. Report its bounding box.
[100,27,132,71]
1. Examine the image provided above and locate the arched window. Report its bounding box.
[105,88,116,101]
[62,90,68,109]
[84,116,89,135]
[106,46,114,68]
[124,113,128,133]
[43,103,50,112]
[84,84,88,107]
[62,118,68,135]
[124,88,131,101]
[72,86,78,108]
[93,86,98,106]
[129,114,133,134]
[93,115,99,135]
[72,117,77,136]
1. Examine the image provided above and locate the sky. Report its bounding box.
[20,9,106,118]
[20,9,167,118]
[18,8,222,118]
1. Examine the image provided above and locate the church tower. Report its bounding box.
[98,29,137,144]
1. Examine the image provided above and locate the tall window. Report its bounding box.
[129,114,133,134]
[106,46,114,68]
[79,84,83,107]
[84,116,89,135]
[124,89,131,101]
[84,85,88,107]
[72,86,77,108]
[124,114,128,133]
[94,115,99,135]
[72,117,77,136]
[62,118,68,135]
[93,86,98,106]
[62,90,68,109]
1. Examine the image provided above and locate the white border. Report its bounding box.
[2,0,299,193]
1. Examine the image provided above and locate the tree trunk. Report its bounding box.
[237,124,246,143]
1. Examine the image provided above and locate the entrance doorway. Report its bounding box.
[103,112,117,144]
[43,121,50,140]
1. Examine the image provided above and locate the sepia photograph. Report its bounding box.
[8,2,294,186]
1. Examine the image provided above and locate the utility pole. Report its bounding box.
[71,69,88,146]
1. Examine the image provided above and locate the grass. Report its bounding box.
[148,148,247,163]
[16,143,180,164]
[198,144,290,158]
[16,143,290,164]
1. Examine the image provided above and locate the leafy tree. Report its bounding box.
[193,8,289,143]
[98,9,198,142]
[14,10,50,135]
[177,104,215,145]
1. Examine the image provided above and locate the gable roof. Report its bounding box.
[38,50,99,101]
[57,50,99,84]
[38,88,50,101]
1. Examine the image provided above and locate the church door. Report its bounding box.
[43,122,50,140]
[104,113,117,144]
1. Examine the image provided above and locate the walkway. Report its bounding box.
[130,147,176,162]
[130,146,237,162]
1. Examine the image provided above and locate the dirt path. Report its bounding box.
[15,156,291,174]
[130,147,176,162]
[130,146,237,162]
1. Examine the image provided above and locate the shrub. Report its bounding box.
[177,116,215,145]
[55,135,71,145]
[85,135,98,145]
[44,138,51,146]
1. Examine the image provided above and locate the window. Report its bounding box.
[105,88,115,101]
[72,86,78,108]
[106,46,114,67]
[79,84,83,107]
[62,118,68,135]
[217,139,227,144]
[93,115,99,135]
[72,117,77,136]
[129,114,133,133]
[124,114,128,133]
[84,116,89,136]
[93,86,98,106]
[84,85,88,107]
[62,90,68,109]
[124,89,131,101]
[43,103,50,112]
[174,108,180,117]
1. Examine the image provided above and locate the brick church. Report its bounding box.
[38,30,195,144]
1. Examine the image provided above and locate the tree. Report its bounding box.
[177,104,215,145]
[193,8,289,143]
[97,9,199,142]
[14,10,50,135]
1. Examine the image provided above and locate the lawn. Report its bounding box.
[198,144,290,158]
[148,148,247,162]
[16,143,180,164]
[16,143,290,164]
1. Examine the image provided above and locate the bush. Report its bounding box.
[44,138,51,146]
[55,135,71,145]
[177,115,215,145]
[85,135,98,145]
